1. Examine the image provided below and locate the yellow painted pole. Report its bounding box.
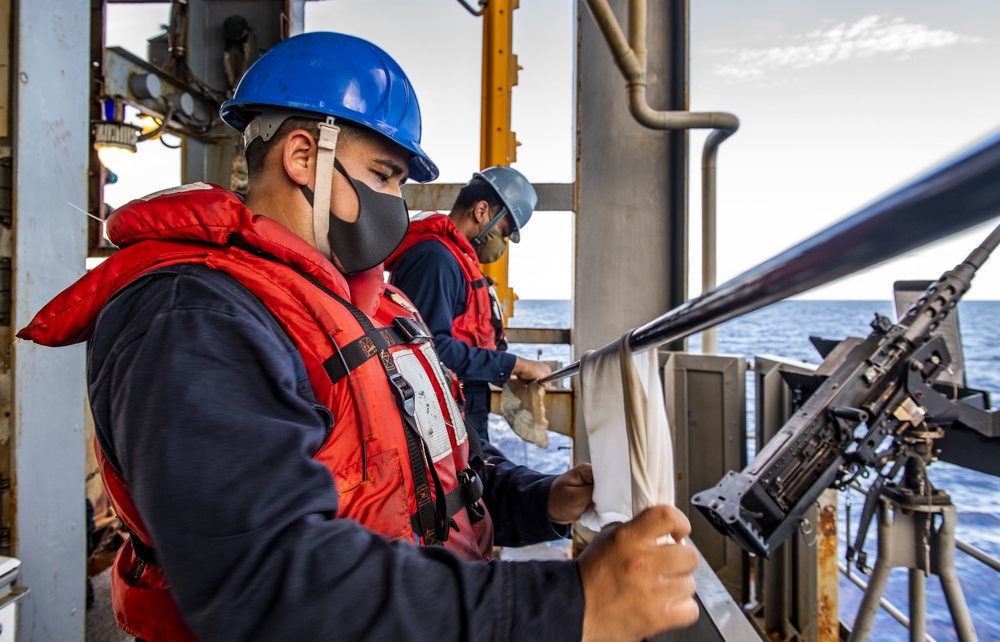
[480,0,520,321]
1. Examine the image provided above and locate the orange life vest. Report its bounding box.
[386,212,505,350]
[18,184,491,642]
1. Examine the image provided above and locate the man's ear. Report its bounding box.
[282,129,316,187]
[472,200,492,225]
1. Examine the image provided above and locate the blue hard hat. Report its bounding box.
[473,166,537,242]
[220,32,439,183]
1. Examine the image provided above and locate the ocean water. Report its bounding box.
[499,299,1000,642]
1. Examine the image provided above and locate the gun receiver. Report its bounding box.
[692,223,1000,558]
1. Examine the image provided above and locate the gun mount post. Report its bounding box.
[849,427,978,641]
[849,499,977,642]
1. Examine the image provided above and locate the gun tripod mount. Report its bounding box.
[848,434,979,642]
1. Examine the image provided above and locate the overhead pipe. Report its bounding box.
[541,129,1000,384]
[584,0,740,353]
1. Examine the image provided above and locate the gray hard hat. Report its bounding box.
[473,166,537,243]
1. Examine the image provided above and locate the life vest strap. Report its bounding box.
[295,268,450,545]
[411,467,485,534]
[120,523,157,586]
[322,324,406,384]
[322,314,434,385]
[123,523,159,567]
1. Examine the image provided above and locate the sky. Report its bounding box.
[104,1,1000,301]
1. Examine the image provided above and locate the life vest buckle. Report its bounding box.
[387,372,416,417]
[392,316,431,344]
[458,468,486,524]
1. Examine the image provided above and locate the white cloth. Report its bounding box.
[501,379,550,448]
[578,333,675,531]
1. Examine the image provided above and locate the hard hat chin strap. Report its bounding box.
[472,206,508,248]
[311,117,340,258]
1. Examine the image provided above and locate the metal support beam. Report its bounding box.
[403,182,574,213]
[664,0,689,352]
[479,0,520,321]
[503,327,571,345]
[88,0,108,257]
[285,0,306,37]
[12,0,90,639]
[573,0,690,468]
[817,489,840,642]
[574,0,688,356]
[0,0,9,140]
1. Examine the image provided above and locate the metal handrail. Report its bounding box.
[541,129,1000,384]
[956,540,1000,574]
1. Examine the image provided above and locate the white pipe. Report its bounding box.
[585,0,739,354]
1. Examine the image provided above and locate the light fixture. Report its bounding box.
[94,120,139,169]
[137,115,162,141]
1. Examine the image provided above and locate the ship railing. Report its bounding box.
[542,129,1000,385]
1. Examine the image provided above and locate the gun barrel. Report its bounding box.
[901,221,1000,343]
[541,130,1000,385]
[963,222,1000,270]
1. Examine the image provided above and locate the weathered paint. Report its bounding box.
[817,489,840,642]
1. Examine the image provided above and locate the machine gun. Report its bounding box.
[692,223,1000,562]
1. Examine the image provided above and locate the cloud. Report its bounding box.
[714,15,984,80]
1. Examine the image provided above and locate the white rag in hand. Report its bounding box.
[500,379,549,448]
[578,333,675,532]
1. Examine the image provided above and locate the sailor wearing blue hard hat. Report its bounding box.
[42,29,699,642]
[217,31,698,641]
[221,31,438,274]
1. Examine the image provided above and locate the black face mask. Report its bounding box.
[300,159,409,274]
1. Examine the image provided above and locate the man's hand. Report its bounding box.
[547,463,594,524]
[578,506,700,642]
[512,357,552,382]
